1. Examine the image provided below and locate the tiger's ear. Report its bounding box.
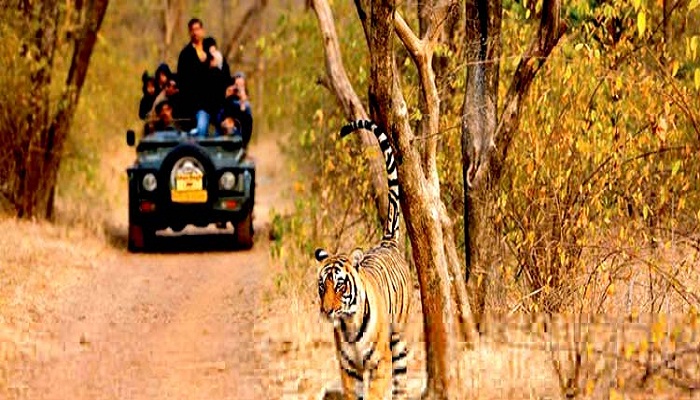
[315,248,329,262]
[350,248,364,269]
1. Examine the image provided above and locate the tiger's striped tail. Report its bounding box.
[340,119,400,242]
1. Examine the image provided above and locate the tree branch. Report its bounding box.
[394,10,440,188]
[422,1,459,44]
[223,0,268,61]
[311,0,390,225]
[394,11,423,58]
[491,0,565,182]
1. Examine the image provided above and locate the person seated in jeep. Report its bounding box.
[217,83,253,146]
[154,63,174,94]
[138,72,157,120]
[150,78,184,120]
[229,72,252,116]
[152,100,178,131]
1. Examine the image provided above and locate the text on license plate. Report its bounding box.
[171,189,208,203]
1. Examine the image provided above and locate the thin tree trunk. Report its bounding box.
[162,0,183,61]
[373,2,474,398]
[388,67,468,400]
[311,0,390,226]
[462,0,564,323]
[462,0,501,328]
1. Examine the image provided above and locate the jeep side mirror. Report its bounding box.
[126,129,135,146]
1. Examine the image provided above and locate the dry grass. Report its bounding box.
[259,263,563,400]
[262,237,700,399]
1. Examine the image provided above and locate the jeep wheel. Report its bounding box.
[234,211,254,249]
[128,223,155,253]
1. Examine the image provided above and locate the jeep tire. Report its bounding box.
[128,223,155,252]
[234,211,254,249]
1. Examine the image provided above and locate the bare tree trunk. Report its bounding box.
[311,0,390,226]
[462,0,564,322]
[17,0,109,219]
[162,0,183,61]
[462,0,501,328]
[377,2,478,398]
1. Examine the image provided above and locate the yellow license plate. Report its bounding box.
[175,173,203,191]
[171,189,208,203]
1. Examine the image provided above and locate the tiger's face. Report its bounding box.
[314,248,364,322]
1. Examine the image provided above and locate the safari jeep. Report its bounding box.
[125,128,255,252]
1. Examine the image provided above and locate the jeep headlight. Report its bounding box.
[219,171,236,190]
[142,173,157,192]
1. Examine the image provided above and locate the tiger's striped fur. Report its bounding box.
[315,120,412,399]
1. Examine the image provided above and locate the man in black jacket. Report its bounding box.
[177,18,211,136]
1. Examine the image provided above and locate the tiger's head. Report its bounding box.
[314,247,365,323]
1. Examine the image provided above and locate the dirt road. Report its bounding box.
[0,138,286,400]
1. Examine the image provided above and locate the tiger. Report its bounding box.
[315,119,412,400]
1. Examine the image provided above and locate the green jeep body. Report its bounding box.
[125,129,255,252]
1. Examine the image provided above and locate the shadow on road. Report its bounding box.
[104,222,256,254]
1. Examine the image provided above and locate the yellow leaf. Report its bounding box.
[690,0,700,11]
[624,343,635,360]
[639,338,649,354]
[609,388,624,400]
[694,68,700,90]
[585,379,596,395]
[637,11,647,37]
[632,0,642,10]
[574,43,584,51]
[671,160,681,177]
[651,316,666,344]
[671,60,680,77]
